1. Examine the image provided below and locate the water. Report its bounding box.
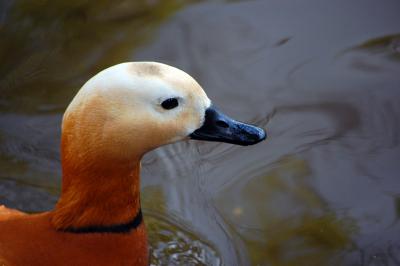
[1,0,400,265]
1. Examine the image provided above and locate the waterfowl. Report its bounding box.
[0,62,266,266]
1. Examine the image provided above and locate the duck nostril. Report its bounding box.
[216,120,229,128]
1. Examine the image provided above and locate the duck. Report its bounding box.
[0,62,266,266]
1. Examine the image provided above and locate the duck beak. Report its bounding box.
[189,106,266,146]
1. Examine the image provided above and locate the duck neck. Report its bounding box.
[52,157,142,231]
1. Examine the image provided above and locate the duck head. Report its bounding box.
[62,62,266,162]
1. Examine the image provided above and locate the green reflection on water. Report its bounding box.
[216,156,358,266]
[0,0,196,113]
[353,33,400,60]
[339,33,400,63]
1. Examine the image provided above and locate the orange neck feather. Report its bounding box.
[51,128,142,230]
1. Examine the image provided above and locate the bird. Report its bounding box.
[0,62,266,266]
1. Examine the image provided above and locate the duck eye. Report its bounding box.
[161,98,179,110]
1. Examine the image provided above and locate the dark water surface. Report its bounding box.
[1,1,400,265]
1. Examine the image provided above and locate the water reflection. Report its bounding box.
[216,156,358,265]
[143,186,221,265]
[1,0,400,265]
[0,0,193,113]
[345,34,400,62]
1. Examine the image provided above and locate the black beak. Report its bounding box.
[189,106,266,146]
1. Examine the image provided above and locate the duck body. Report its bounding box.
[0,159,148,266]
[0,62,265,265]
[0,212,148,266]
